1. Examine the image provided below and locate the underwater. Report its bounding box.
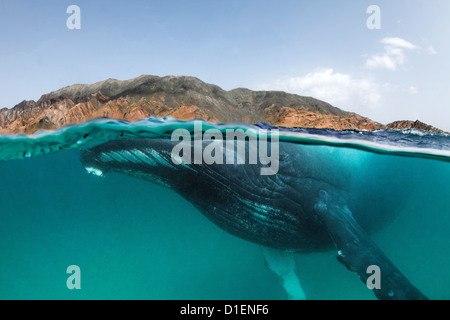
[0,118,448,300]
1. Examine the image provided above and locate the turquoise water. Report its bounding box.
[0,118,449,299]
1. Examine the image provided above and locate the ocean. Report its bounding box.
[0,118,449,300]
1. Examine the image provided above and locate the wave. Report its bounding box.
[0,117,449,162]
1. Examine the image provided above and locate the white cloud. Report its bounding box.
[381,37,417,50]
[427,45,437,55]
[365,37,417,70]
[258,68,387,113]
[365,51,401,70]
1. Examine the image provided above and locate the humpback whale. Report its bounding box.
[80,135,428,300]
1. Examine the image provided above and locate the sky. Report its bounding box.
[0,0,449,131]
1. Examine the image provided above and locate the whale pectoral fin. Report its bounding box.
[260,246,306,300]
[315,190,428,300]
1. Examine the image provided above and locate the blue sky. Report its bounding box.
[0,0,449,130]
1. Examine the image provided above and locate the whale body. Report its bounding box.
[80,137,428,300]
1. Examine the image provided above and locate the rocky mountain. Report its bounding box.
[384,120,445,134]
[0,75,446,134]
